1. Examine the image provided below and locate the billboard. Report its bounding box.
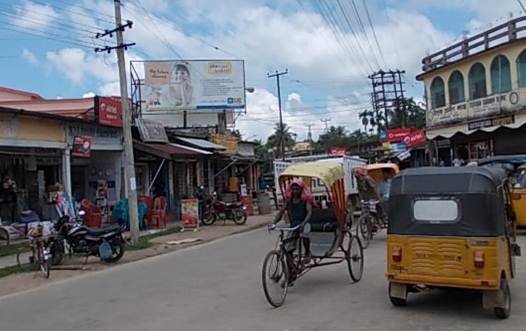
[143,60,245,112]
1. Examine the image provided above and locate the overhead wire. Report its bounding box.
[33,0,117,26]
[361,0,387,67]
[315,0,372,76]
[342,0,381,69]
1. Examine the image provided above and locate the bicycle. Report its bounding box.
[262,223,363,308]
[356,200,386,249]
[16,225,52,278]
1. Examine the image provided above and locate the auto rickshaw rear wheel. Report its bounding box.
[388,282,408,306]
[494,278,511,319]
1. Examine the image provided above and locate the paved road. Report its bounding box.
[1,229,526,331]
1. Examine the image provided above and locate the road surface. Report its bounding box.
[1,228,526,331]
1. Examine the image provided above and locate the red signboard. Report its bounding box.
[72,136,92,158]
[98,96,123,128]
[403,129,426,147]
[329,147,347,156]
[386,128,411,142]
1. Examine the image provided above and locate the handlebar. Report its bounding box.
[268,224,301,232]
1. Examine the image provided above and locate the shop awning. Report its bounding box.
[175,136,227,151]
[133,140,211,160]
[427,113,526,139]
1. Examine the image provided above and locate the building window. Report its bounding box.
[490,55,512,93]
[468,62,487,100]
[517,49,526,88]
[448,70,465,104]
[430,77,446,108]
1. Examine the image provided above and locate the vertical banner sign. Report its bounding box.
[181,198,199,229]
[72,136,92,158]
[143,60,246,112]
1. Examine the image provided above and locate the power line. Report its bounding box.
[33,0,117,25]
[0,20,107,50]
[517,0,526,12]
[361,0,387,67]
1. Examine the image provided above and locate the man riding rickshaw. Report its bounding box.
[386,166,521,319]
[352,163,399,248]
[262,161,364,307]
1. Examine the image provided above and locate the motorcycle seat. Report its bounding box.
[86,224,122,236]
[226,202,243,208]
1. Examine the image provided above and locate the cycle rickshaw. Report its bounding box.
[262,161,364,307]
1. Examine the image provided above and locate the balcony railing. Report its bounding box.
[422,16,526,72]
[426,87,526,128]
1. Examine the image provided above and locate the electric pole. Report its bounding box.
[267,69,288,161]
[307,124,313,155]
[321,118,331,132]
[95,0,139,243]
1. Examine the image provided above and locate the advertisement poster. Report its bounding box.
[143,60,245,112]
[403,130,426,147]
[97,96,123,128]
[386,128,411,142]
[181,198,199,229]
[329,147,347,156]
[72,136,92,158]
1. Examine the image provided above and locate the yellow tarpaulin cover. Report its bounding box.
[279,161,344,188]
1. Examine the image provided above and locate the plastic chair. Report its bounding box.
[138,196,154,228]
[150,196,167,228]
[80,199,102,228]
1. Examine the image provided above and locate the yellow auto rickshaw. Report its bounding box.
[386,167,521,319]
[478,155,526,227]
[365,163,400,184]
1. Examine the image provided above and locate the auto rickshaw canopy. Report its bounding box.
[388,167,510,237]
[365,163,400,183]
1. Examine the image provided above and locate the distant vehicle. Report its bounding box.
[273,154,366,205]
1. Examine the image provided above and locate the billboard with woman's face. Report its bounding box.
[143,60,245,112]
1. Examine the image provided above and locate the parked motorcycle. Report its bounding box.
[52,212,125,264]
[202,195,247,225]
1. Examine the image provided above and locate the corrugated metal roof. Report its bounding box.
[176,136,226,150]
[134,140,210,159]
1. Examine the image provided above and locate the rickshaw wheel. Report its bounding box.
[262,250,289,308]
[356,215,372,249]
[346,233,364,282]
[494,278,511,319]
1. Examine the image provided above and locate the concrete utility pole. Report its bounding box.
[113,0,139,243]
[267,69,288,161]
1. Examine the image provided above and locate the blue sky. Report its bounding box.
[0,0,523,140]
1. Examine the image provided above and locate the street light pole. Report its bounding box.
[267,69,288,161]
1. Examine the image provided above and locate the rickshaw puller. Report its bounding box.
[352,167,386,228]
[272,179,313,263]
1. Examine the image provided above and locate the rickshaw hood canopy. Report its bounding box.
[279,161,344,188]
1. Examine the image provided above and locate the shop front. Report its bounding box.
[0,109,67,222]
[67,122,123,217]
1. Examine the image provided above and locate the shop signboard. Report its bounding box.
[181,198,199,229]
[97,96,123,128]
[136,118,168,143]
[386,128,411,142]
[403,129,426,147]
[210,134,239,155]
[467,115,515,131]
[67,123,122,149]
[329,147,347,156]
[143,60,246,112]
[72,136,92,158]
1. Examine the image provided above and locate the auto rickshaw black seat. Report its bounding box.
[309,208,337,232]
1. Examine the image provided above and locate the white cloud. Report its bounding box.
[82,92,95,98]
[12,1,58,30]
[22,49,38,65]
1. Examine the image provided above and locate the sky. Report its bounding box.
[0,0,524,141]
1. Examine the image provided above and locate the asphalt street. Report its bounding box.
[1,228,526,331]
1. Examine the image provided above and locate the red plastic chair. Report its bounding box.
[138,196,154,228]
[80,199,102,228]
[151,196,167,228]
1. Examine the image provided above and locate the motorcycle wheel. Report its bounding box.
[202,212,216,225]
[103,237,125,263]
[49,239,64,266]
[233,209,248,225]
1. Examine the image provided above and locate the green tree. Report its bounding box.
[266,123,296,156]
[389,97,425,130]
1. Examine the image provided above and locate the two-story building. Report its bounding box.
[417,16,526,164]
